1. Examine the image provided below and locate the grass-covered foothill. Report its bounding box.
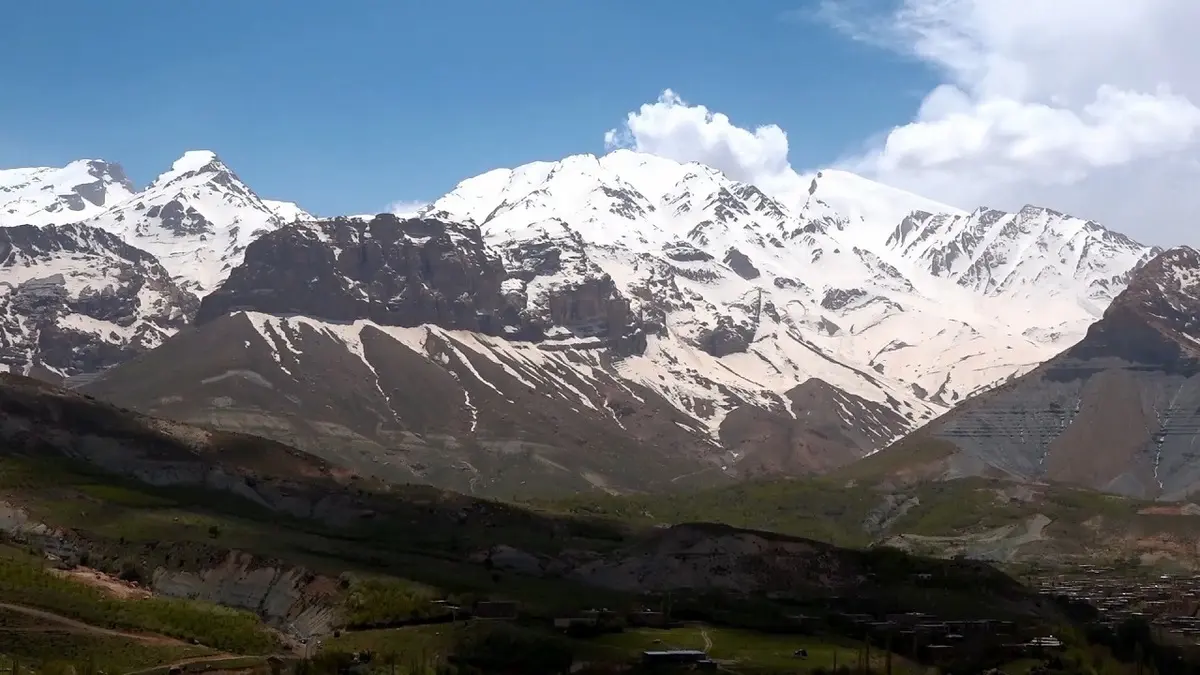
[534,478,880,548]
[0,455,637,621]
[318,622,941,674]
[537,471,1200,569]
[0,630,213,674]
[1,442,1198,673]
[0,555,278,654]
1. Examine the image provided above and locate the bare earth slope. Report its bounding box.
[849,247,1200,500]
[0,371,378,526]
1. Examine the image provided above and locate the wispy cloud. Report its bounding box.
[387,199,428,217]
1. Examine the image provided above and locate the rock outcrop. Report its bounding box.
[0,223,197,381]
[197,215,523,333]
[197,215,647,354]
[152,552,340,636]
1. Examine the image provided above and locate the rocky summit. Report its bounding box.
[856,247,1200,500]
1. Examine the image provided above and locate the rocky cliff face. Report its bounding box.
[152,552,341,636]
[196,215,515,329]
[197,214,645,352]
[863,247,1200,500]
[0,223,198,382]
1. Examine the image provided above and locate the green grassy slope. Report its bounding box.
[536,474,1200,568]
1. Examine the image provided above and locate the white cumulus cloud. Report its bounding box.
[604,90,801,196]
[605,1,1200,245]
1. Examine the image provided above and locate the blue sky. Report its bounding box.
[1,1,935,215]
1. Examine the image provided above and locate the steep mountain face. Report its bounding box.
[79,308,731,498]
[81,151,312,294]
[854,247,1200,500]
[423,151,1155,423]
[887,205,1160,339]
[77,210,922,495]
[0,160,136,226]
[0,222,197,382]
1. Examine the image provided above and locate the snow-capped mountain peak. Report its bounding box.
[420,150,1164,444]
[0,159,136,226]
[262,199,314,224]
[150,149,226,189]
[79,150,311,295]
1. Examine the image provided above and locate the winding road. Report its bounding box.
[0,602,290,674]
[0,602,185,645]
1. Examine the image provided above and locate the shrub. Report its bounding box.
[341,576,446,629]
[117,559,143,584]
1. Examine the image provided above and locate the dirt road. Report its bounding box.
[0,602,188,645]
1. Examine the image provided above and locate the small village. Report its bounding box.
[1032,565,1200,640]
[419,594,1073,672]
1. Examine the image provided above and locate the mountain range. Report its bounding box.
[0,148,1176,497]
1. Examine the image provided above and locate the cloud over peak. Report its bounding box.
[603,1,1200,245]
[604,89,802,196]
